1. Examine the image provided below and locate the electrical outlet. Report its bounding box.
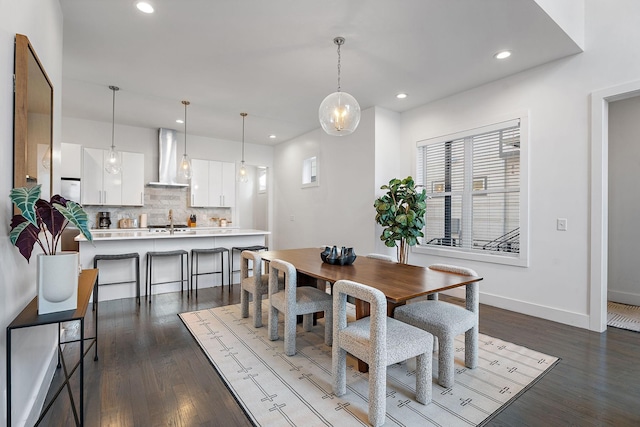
[289,215,295,221]
[557,218,568,231]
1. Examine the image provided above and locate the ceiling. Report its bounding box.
[59,0,582,146]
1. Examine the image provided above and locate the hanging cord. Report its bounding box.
[241,112,247,162]
[182,100,190,155]
[109,85,119,149]
[334,37,344,92]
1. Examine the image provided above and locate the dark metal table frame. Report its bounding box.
[6,269,99,426]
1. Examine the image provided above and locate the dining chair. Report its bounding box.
[365,253,395,262]
[332,279,433,427]
[394,263,479,388]
[240,250,271,327]
[268,259,333,356]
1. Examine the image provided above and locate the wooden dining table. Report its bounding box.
[260,247,483,371]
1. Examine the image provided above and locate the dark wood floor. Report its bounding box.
[41,286,640,426]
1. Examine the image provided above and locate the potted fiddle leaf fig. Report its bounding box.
[10,184,92,314]
[374,176,427,264]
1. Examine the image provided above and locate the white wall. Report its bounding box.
[402,0,640,329]
[273,108,377,252]
[1,1,63,424]
[608,96,640,306]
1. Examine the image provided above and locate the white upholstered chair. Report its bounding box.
[394,263,479,388]
[332,279,433,427]
[240,250,270,327]
[268,259,333,355]
[365,253,395,262]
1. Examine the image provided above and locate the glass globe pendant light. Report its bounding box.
[105,85,122,174]
[179,100,192,179]
[237,112,248,183]
[318,36,361,136]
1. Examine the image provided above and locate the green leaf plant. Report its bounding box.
[9,184,93,262]
[374,176,427,264]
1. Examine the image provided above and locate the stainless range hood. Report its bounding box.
[147,128,189,187]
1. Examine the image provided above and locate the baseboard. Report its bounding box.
[479,292,591,330]
[607,289,640,306]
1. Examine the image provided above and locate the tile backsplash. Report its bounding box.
[84,186,232,229]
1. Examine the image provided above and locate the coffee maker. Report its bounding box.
[98,211,111,229]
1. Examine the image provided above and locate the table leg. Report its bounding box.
[80,317,84,425]
[6,327,11,426]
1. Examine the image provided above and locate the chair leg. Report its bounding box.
[369,362,386,427]
[253,293,263,328]
[241,289,249,318]
[438,334,455,388]
[135,256,140,305]
[268,305,279,341]
[332,346,347,397]
[415,351,432,405]
[285,311,297,356]
[302,313,313,332]
[465,326,478,369]
[324,309,333,347]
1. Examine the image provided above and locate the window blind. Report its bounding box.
[417,122,520,256]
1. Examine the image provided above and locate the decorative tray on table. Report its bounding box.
[321,246,357,265]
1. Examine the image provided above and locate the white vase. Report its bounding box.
[37,252,79,315]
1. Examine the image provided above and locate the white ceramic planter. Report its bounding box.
[37,252,79,315]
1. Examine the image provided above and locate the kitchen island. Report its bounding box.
[76,228,270,302]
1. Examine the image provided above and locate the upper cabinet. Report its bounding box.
[61,142,82,179]
[189,159,235,208]
[81,147,144,206]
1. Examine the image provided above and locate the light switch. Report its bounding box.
[289,215,295,221]
[557,218,567,231]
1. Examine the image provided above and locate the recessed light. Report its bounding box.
[136,2,154,14]
[396,93,408,99]
[176,119,184,124]
[494,50,511,60]
[269,134,276,139]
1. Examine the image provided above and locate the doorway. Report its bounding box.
[590,80,640,332]
[606,96,640,332]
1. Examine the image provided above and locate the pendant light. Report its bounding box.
[180,100,192,179]
[238,112,248,183]
[105,85,122,174]
[318,36,361,136]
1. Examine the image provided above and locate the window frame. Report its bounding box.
[413,114,529,267]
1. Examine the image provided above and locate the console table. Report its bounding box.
[6,269,99,426]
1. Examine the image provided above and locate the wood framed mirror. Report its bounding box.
[14,33,53,200]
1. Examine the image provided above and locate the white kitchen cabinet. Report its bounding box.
[81,147,144,206]
[61,143,82,179]
[121,151,145,205]
[189,159,235,207]
[190,159,210,207]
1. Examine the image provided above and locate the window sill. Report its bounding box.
[413,245,528,267]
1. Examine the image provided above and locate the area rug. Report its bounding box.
[179,303,559,427]
[608,301,640,332]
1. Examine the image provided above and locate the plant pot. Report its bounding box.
[37,252,79,315]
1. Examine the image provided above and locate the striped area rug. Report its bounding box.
[180,303,559,427]
[608,301,640,332]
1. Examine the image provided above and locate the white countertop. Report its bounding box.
[75,227,270,241]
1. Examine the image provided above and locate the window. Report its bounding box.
[302,156,318,188]
[415,118,527,265]
[258,167,267,193]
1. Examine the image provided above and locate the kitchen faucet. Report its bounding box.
[169,209,174,234]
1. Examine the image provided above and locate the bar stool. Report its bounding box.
[231,245,268,284]
[190,247,230,296]
[93,253,141,307]
[145,250,189,302]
